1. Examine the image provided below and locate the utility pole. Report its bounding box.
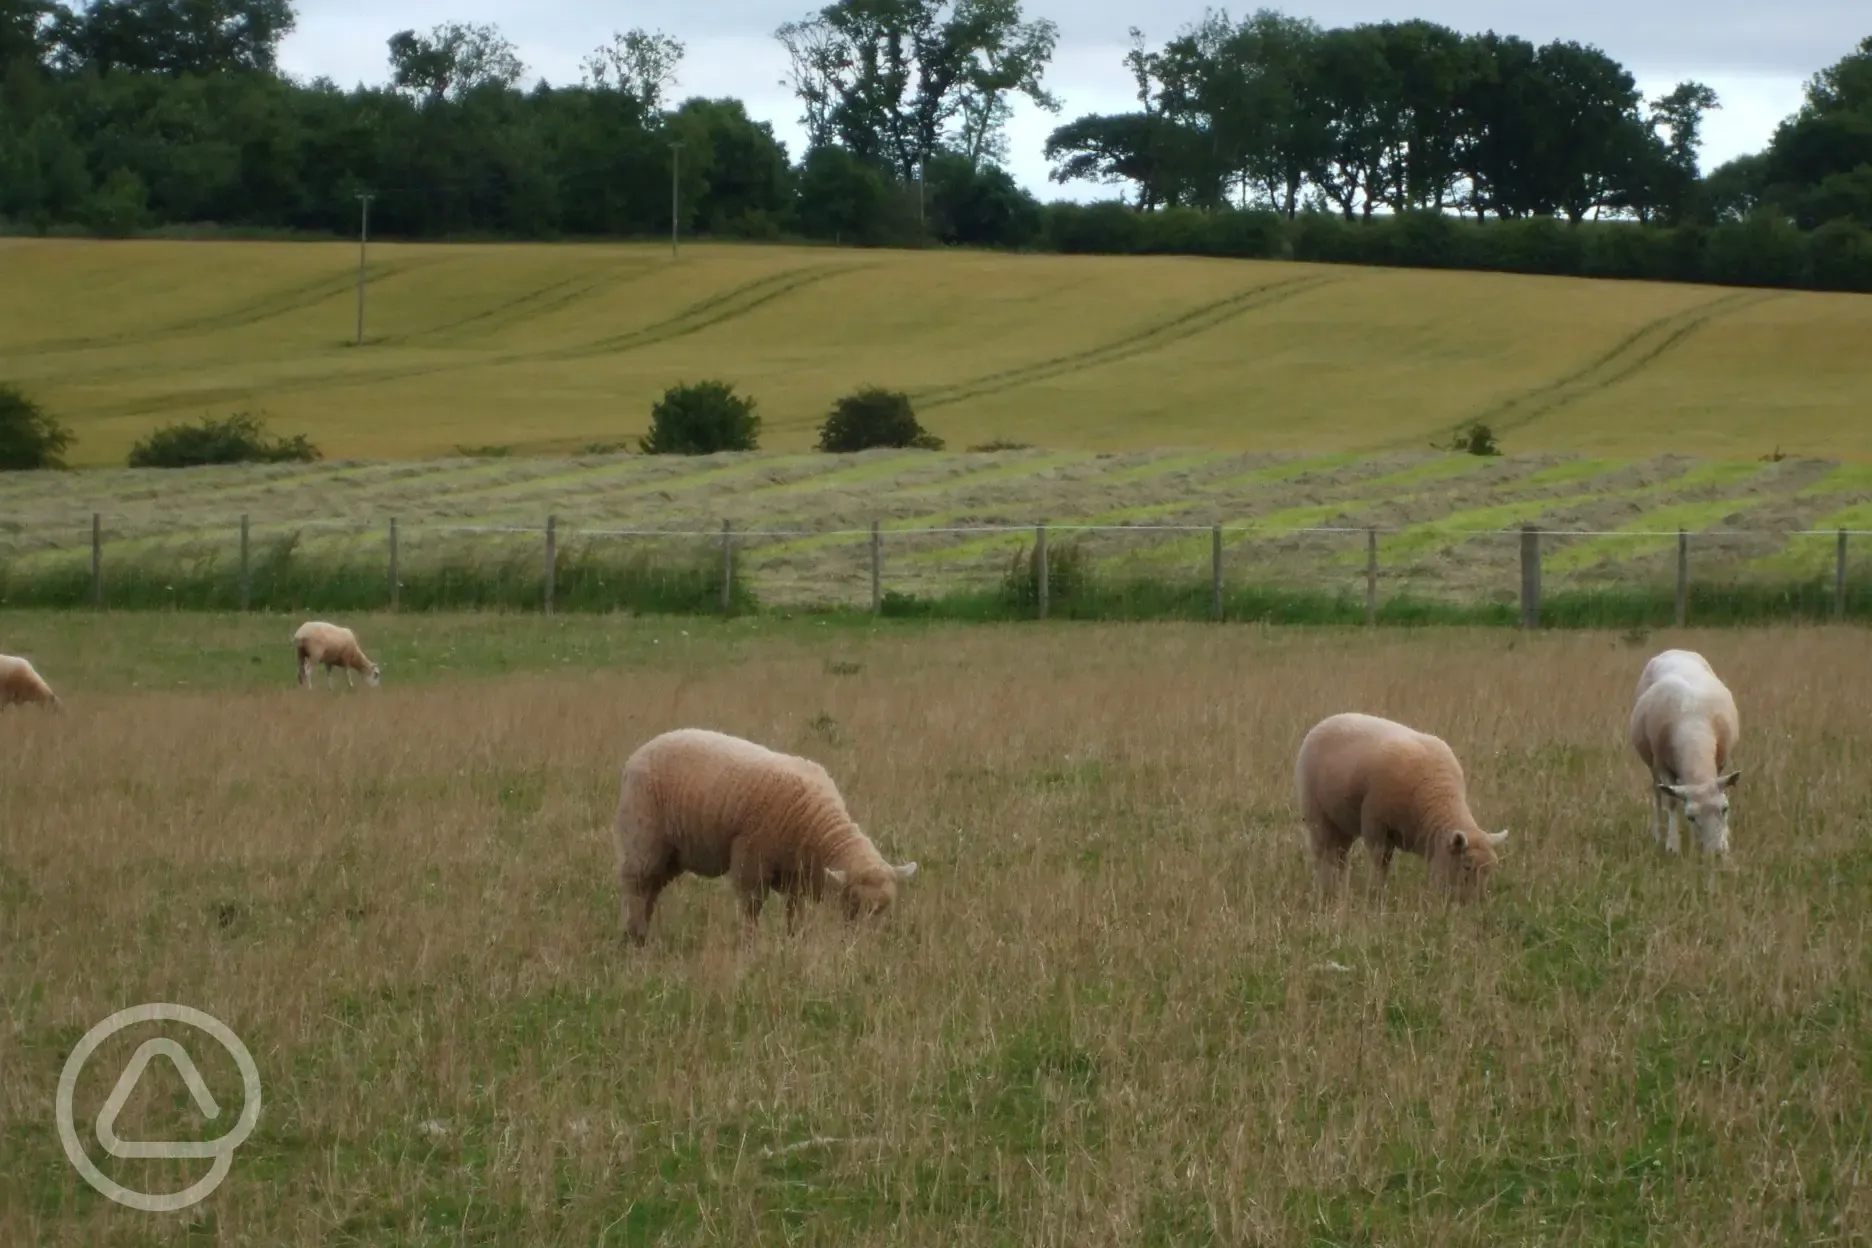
[354,191,374,347]
[670,143,681,259]
[918,154,926,232]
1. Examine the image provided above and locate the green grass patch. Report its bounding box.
[0,532,752,615]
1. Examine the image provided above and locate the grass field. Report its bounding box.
[3,613,1870,1243]
[2,446,1870,614]
[3,238,1871,465]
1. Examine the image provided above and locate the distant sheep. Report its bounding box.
[613,727,919,945]
[1295,711,1508,900]
[293,621,381,690]
[0,654,60,710]
[1629,648,1740,856]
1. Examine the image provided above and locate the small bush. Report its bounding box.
[0,383,74,471]
[817,387,944,453]
[640,381,761,455]
[128,412,320,468]
[1447,420,1502,456]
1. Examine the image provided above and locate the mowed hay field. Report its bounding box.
[3,613,1871,1243]
[3,238,1872,464]
[4,447,1872,610]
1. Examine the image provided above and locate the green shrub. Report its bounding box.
[1447,420,1502,456]
[999,535,1089,610]
[640,381,761,455]
[127,412,320,468]
[816,387,944,452]
[0,383,74,471]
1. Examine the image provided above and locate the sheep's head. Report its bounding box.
[366,662,383,688]
[1660,771,1739,854]
[825,860,919,921]
[1431,827,1508,899]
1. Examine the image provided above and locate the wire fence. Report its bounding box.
[2,514,1868,627]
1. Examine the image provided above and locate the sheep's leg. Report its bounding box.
[784,889,805,935]
[727,843,768,946]
[1364,839,1395,900]
[1306,818,1352,900]
[1663,796,1682,855]
[619,856,677,946]
[1649,780,1668,847]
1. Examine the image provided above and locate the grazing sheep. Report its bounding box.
[613,727,919,945]
[1629,648,1740,856]
[0,654,60,710]
[293,621,381,690]
[1295,712,1508,900]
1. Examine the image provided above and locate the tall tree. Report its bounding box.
[1,0,58,72]
[49,0,296,75]
[387,21,523,105]
[774,0,1058,181]
[581,27,683,116]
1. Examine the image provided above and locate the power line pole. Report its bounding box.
[918,154,926,232]
[354,191,374,347]
[670,142,681,259]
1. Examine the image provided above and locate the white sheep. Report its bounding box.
[293,621,381,690]
[1295,711,1508,899]
[613,727,919,945]
[1629,648,1740,855]
[0,653,61,710]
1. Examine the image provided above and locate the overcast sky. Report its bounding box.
[279,2,1859,199]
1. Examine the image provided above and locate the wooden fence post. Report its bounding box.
[388,517,399,612]
[239,514,251,612]
[1211,523,1223,622]
[1035,524,1049,621]
[1674,529,1688,628]
[1837,529,1849,621]
[720,519,733,614]
[91,512,102,609]
[1365,527,1378,627]
[870,520,882,615]
[1519,525,1541,629]
[544,514,557,615]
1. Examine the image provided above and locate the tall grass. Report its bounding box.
[4,530,1866,627]
[4,620,1870,1243]
[0,532,755,614]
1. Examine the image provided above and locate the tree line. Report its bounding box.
[1,1,1869,291]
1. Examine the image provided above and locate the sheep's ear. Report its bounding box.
[824,867,848,888]
[892,861,919,881]
[1449,830,1469,855]
[1719,770,1740,789]
[1657,781,1685,798]
[1486,828,1509,846]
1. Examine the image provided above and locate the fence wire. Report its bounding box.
[1,515,1867,621]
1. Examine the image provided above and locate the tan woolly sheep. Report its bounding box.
[1629,648,1740,856]
[613,727,919,945]
[0,653,60,710]
[293,621,381,690]
[1295,711,1508,900]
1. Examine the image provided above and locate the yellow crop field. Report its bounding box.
[3,238,1870,465]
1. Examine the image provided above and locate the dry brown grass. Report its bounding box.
[3,617,1870,1244]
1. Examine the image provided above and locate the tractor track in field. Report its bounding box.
[5,258,450,358]
[1412,289,1780,450]
[379,263,661,347]
[911,273,1340,410]
[81,262,872,419]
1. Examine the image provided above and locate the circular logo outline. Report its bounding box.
[56,1002,263,1213]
